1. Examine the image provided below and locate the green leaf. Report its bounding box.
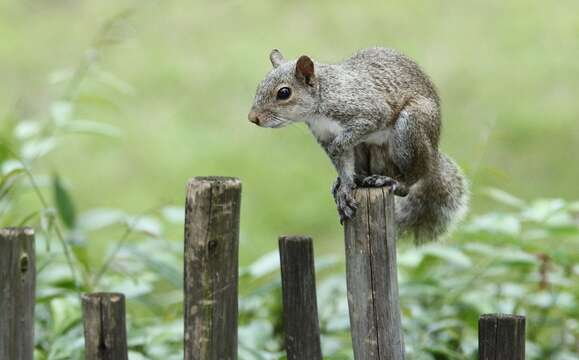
[484,187,525,208]
[244,251,279,278]
[466,213,521,236]
[79,208,126,230]
[139,251,181,288]
[61,120,121,138]
[50,101,73,125]
[496,248,536,265]
[14,120,41,139]
[161,206,184,224]
[21,138,57,160]
[68,232,90,274]
[0,162,24,197]
[129,215,162,237]
[52,175,77,229]
[421,245,473,268]
[49,296,81,336]
[522,199,566,222]
[1,159,24,174]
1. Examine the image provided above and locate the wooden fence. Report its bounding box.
[0,177,526,359]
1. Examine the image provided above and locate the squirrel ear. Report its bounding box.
[295,55,315,85]
[270,49,285,68]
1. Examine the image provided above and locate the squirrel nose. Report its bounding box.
[248,111,260,125]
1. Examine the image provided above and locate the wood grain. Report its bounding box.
[81,292,128,360]
[0,227,35,360]
[344,188,405,360]
[479,314,525,360]
[279,235,322,360]
[184,177,241,360]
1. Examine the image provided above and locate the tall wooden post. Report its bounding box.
[344,188,405,360]
[0,227,35,360]
[279,235,323,360]
[184,177,241,360]
[82,292,129,360]
[479,314,525,360]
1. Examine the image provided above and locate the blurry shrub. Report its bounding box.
[3,108,578,358]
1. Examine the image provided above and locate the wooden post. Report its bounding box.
[81,292,128,360]
[184,177,241,360]
[479,314,525,360]
[279,236,323,360]
[344,188,405,360]
[0,227,35,360]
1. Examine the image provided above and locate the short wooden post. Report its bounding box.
[81,292,128,360]
[479,314,525,360]
[184,177,241,360]
[0,227,35,360]
[344,188,405,360]
[279,236,323,360]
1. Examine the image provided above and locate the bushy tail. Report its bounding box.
[396,152,469,244]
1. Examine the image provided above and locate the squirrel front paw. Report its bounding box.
[333,182,357,224]
[359,175,409,197]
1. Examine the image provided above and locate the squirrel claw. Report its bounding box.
[331,177,341,198]
[334,182,357,224]
[338,204,356,224]
[360,175,409,197]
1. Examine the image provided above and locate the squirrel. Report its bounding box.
[248,47,469,242]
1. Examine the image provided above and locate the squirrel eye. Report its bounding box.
[276,87,291,100]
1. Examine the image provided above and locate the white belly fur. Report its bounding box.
[306,115,390,145]
[306,115,344,141]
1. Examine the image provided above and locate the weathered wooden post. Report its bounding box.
[81,292,129,360]
[479,314,525,360]
[0,227,35,360]
[184,177,241,360]
[279,236,323,360]
[344,188,405,360]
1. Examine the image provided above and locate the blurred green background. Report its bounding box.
[2,0,578,261]
[2,1,579,359]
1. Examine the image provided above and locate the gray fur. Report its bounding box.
[249,47,469,242]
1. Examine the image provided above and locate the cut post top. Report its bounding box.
[81,292,125,302]
[352,186,395,197]
[187,176,241,187]
[480,313,525,321]
[0,227,35,238]
[279,235,313,243]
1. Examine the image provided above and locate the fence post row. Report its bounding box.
[0,181,530,360]
[279,235,323,360]
[184,177,241,360]
[479,313,525,360]
[0,227,36,360]
[82,292,129,360]
[344,188,405,360]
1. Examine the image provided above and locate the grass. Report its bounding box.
[1,0,578,263]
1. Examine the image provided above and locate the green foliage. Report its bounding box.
[27,200,579,359]
[2,102,578,358]
[53,175,77,229]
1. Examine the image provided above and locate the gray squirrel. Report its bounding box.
[248,47,468,242]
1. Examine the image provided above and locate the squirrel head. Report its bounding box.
[248,49,318,128]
